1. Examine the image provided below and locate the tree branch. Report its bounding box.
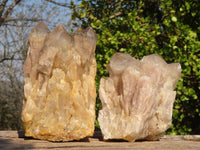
[45,0,70,8]
[2,0,21,19]
[0,55,14,63]
[0,57,23,63]
[109,12,122,19]
[0,0,22,26]
[4,17,43,22]
[0,0,8,17]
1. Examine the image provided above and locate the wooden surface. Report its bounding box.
[0,131,199,150]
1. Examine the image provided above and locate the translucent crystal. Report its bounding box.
[98,53,181,141]
[22,22,97,141]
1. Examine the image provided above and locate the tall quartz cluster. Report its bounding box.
[98,53,181,142]
[21,22,97,141]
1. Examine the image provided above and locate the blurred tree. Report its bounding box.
[0,0,73,130]
[71,0,200,134]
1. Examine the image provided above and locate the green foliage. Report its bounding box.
[71,0,200,134]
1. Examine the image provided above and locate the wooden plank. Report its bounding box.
[0,131,199,150]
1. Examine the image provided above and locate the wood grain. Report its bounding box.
[0,131,199,150]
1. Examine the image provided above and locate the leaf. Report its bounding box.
[171,16,177,22]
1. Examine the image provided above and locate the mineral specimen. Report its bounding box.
[98,53,181,142]
[21,22,97,141]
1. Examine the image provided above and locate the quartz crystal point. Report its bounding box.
[22,22,97,141]
[98,53,181,142]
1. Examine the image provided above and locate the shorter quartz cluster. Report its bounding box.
[98,53,181,141]
[21,22,97,141]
